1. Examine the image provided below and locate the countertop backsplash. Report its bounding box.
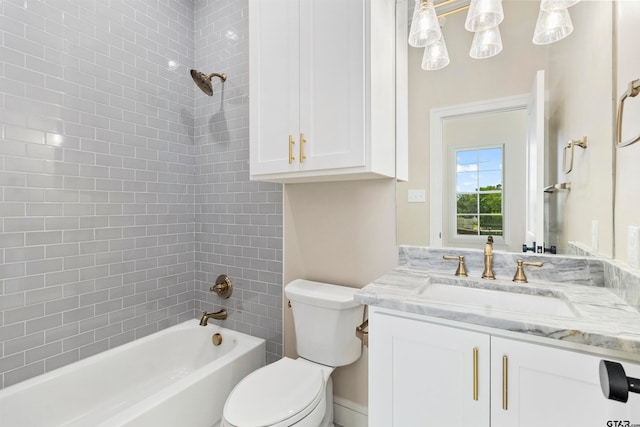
[399,244,640,310]
[568,241,640,309]
[398,245,605,287]
[604,261,640,310]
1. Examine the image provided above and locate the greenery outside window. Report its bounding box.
[455,147,504,237]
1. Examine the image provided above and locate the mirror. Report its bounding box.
[397,0,614,256]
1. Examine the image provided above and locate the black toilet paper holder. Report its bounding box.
[600,360,640,403]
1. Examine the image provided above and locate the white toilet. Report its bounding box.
[221,279,365,427]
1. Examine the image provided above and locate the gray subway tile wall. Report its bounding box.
[0,0,283,389]
[193,0,283,364]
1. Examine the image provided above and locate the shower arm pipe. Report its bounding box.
[562,136,588,174]
[206,72,227,82]
[617,78,640,148]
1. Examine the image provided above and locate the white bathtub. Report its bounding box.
[0,319,265,427]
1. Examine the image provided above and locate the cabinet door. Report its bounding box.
[249,0,300,176]
[491,337,640,427]
[369,311,490,427]
[298,0,366,172]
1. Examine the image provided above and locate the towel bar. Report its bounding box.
[562,136,587,174]
[617,79,640,148]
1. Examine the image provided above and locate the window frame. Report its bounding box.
[450,145,506,244]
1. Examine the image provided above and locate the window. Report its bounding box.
[455,147,503,237]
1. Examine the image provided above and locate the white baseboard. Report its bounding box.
[333,397,368,427]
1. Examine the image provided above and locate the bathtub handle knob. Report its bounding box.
[210,274,233,299]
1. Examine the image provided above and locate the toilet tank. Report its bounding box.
[285,279,365,367]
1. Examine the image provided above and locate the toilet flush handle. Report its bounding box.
[355,319,369,347]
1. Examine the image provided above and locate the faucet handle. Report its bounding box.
[443,255,468,277]
[512,259,544,283]
[210,274,233,299]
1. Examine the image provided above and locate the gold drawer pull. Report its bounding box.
[300,133,307,163]
[502,355,508,410]
[288,135,296,164]
[473,347,479,401]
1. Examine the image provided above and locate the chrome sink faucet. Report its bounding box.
[482,236,496,280]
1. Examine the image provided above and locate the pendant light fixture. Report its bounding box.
[540,0,581,11]
[532,7,574,45]
[422,17,450,71]
[469,25,503,59]
[465,0,504,32]
[410,0,581,70]
[408,0,442,48]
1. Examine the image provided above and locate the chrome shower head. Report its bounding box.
[190,69,227,96]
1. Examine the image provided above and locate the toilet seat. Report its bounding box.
[223,357,326,427]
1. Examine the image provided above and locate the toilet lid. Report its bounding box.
[223,357,324,427]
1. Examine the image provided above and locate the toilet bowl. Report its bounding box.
[222,357,334,427]
[221,279,364,427]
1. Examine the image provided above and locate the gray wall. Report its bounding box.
[0,0,283,389]
[193,0,283,364]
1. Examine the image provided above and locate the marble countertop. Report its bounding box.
[355,267,640,355]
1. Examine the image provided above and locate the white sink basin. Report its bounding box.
[422,283,578,318]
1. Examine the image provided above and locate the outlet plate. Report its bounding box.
[628,226,640,268]
[408,189,426,203]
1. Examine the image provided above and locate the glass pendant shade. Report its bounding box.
[408,0,442,48]
[422,36,449,70]
[465,0,504,32]
[540,0,581,11]
[532,7,574,45]
[469,26,503,59]
[422,17,449,71]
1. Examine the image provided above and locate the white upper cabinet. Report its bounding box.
[249,0,397,183]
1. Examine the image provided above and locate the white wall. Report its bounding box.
[614,0,640,265]
[283,179,397,408]
[547,0,614,257]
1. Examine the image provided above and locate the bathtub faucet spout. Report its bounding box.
[199,309,227,326]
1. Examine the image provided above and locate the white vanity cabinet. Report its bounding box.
[490,336,640,427]
[248,0,397,183]
[369,307,640,427]
[369,309,491,426]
